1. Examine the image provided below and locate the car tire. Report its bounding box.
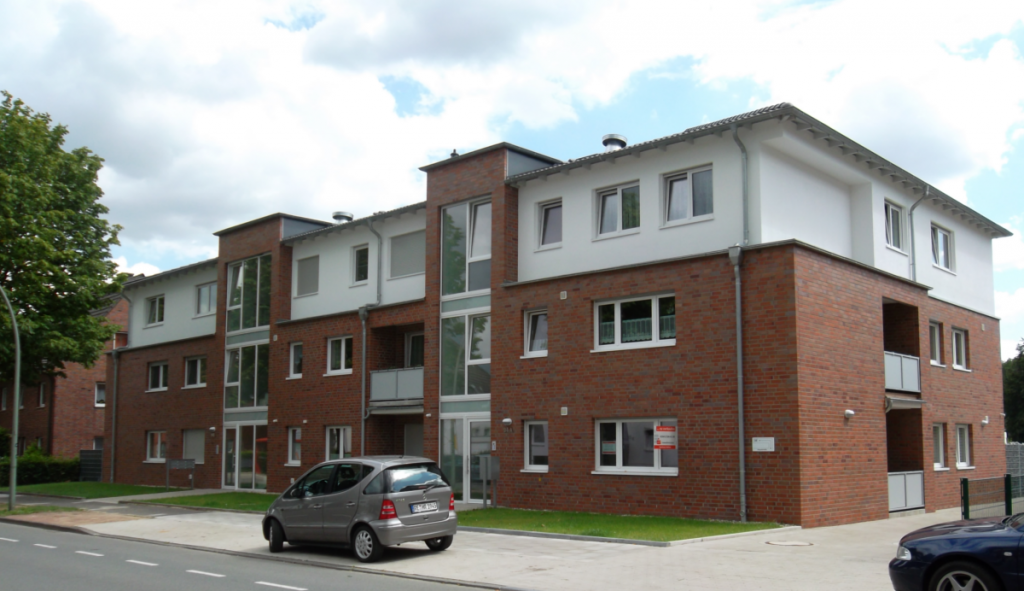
[268,519,284,554]
[425,535,453,552]
[929,561,1003,591]
[352,526,384,563]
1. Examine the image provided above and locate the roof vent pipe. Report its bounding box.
[602,134,627,152]
[332,211,354,224]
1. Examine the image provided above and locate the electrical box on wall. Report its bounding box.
[561,407,568,416]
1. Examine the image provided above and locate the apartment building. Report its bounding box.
[103,103,1010,527]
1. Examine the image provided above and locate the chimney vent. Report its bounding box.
[332,211,354,224]
[602,134,627,152]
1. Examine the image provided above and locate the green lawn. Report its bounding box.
[0,505,81,517]
[0,482,186,499]
[137,492,278,512]
[457,508,780,542]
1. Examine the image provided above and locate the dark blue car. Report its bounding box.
[890,514,1024,591]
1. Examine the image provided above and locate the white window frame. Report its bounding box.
[93,437,103,451]
[289,343,303,379]
[440,198,493,299]
[952,328,969,370]
[295,255,320,297]
[405,332,424,368]
[325,426,352,461]
[325,336,353,376]
[146,431,167,463]
[225,254,271,334]
[147,362,169,392]
[956,424,971,468]
[524,310,549,358]
[593,418,678,476]
[933,424,946,469]
[538,200,563,249]
[884,201,905,251]
[146,295,165,326]
[593,294,676,352]
[466,313,491,393]
[929,322,944,366]
[38,383,46,407]
[352,245,370,286]
[195,282,217,317]
[389,231,427,279]
[94,383,106,407]
[287,427,302,466]
[595,182,641,238]
[184,356,207,388]
[931,224,955,272]
[662,166,713,227]
[524,421,549,472]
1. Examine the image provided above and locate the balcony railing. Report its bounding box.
[884,351,920,393]
[370,367,424,401]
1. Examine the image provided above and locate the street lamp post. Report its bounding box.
[0,284,20,511]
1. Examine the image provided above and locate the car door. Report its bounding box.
[278,464,335,542]
[322,463,375,543]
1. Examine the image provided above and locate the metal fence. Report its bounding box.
[961,475,1012,520]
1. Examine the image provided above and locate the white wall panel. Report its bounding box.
[126,264,218,348]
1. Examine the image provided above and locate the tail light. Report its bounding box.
[379,499,397,520]
[449,493,455,511]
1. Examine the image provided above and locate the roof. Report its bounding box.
[282,201,427,245]
[213,213,332,237]
[506,103,1012,239]
[90,292,124,318]
[122,258,219,290]
[418,142,562,173]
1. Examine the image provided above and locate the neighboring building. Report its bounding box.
[103,103,1010,527]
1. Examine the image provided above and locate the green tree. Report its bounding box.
[0,91,124,382]
[1005,340,1024,442]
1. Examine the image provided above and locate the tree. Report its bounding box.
[0,91,125,382]
[1004,340,1024,442]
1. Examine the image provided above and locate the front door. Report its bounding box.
[223,424,268,489]
[440,417,490,502]
[468,420,491,502]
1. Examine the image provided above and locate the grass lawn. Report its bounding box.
[0,505,81,518]
[137,492,278,513]
[0,482,185,499]
[457,508,780,542]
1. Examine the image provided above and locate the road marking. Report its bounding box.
[0,538,18,542]
[187,570,226,578]
[76,551,104,557]
[256,583,308,591]
[127,560,159,566]
[34,544,57,549]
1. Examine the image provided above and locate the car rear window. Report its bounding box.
[385,463,449,493]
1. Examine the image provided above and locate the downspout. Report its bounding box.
[109,290,132,483]
[908,186,930,282]
[731,124,750,246]
[729,246,746,522]
[359,218,384,456]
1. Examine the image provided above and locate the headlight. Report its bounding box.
[895,545,912,561]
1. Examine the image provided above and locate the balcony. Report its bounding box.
[370,367,424,401]
[884,351,920,393]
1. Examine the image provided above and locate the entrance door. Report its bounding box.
[404,423,424,457]
[440,418,490,502]
[223,424,268,489]
[468,420,491,502]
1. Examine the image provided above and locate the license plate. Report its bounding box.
[410,501,438,514]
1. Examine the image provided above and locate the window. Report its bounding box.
[524,310,548,357]
[956,424,971,468]
[38,383,46,407]
[353,246,369,284]
[929,322,944,365]
[931,225,954,271]
[93,437,103,451]
[885,202,904,250]
[147,295,165,325]
[146,431,167,462]
[226,254,271,332]
[405,333,424,368]
[598,184,640,236]
[95,383,107,407]
[296,256,319,296]
[952,328,969,370]
[595,295,675,351]
[288,427,302,465]
[539,201,562,247]
[326,426,352,460]
[291,464,333,498]
[665,167,713,224]
[595,419,678,474]
[326,337,353,375]
[148,362,169,391]
[525,422,549,471]
[289,343,303,378]
[196,282,217,316]
[441,314,491,396]
[390,231,426,278]
[182,429,205,464]
[185,357,207,387]
[225,344,269,408]
[441,200,491,295]
[933,424,946,469]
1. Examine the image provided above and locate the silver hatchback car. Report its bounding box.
[262,456,458,562]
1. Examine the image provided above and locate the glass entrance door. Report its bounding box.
[440,417,490,502]
[468,420,491,502]
[440,419,464,501]
[223,424,268,489]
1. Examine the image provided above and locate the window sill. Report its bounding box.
[660,214,714,230]
[932,264,957,276]
[593,228,641,242]
[521,352,548,359]
[286,375,302,380]
[591,469,678,477]
[592,340,676,354]
[143,460,166,464]
[885,244,909,257]
[293,292,318,299]
[956,465,975,470]
[350,281,369,288]
[521,468,549,474]
[193,312,216,319]
[182,384,206,390]
[143,323,165,329]
[145,388,168,393]
[94,404,106,408]
[323,371,354,377]
[388,271,426,281]
[934,466,950,472]
[930,361,946,368]
[952,366,972,373]
[284,462,301,467]
[534,243,562,253]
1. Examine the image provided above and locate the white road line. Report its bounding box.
[34,544,57,549]
[0,538,18,542]
[255,583,308,591]
[187,570,226,578]
[76,551,104,557]
[127,560,159,566]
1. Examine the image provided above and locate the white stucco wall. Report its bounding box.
[126,264,218,348]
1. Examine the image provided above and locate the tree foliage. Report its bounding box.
[1005,340,1024,442]
[0,91,124,382]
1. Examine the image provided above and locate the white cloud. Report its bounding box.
[1005,339,1022,361]
[997,288,1024,323]
[995,218,1024,272]
[113,256,161,278]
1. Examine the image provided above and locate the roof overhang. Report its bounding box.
[282,202,427,246]
[122,258,219,291]
[885,394,925,413]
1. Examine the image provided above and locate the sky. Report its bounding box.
[2,0,1023,359]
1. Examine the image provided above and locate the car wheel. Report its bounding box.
[352,526,384,563]
[930,561,1003,591]
[268,519,284,554]
[425,535,453,552]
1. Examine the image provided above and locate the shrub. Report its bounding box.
[0,455,79,485]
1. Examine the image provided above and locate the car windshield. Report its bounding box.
[386,463,449,493]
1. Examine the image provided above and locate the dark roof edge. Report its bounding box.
[418,142,562,173]
[282,202,427,245]
[122,258,218,290]
[107,332,215,355]
[274,297,426,326]
[214,213,332,237]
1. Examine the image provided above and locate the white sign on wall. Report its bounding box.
[654,425,677,450]
[752,437,775,452]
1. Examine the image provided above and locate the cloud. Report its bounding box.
[997,288,1024,322]
[113,256,161,278]
[1005,339,1022,361]
[994,218,1024,272]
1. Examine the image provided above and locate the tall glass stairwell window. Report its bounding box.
[226,254,272,332]
[442,200,491,296]
[225,344,269,409]
[441,314,491,397]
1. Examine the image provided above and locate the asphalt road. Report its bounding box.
[0,521,469,591]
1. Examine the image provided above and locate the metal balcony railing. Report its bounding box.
[884,351,920,393]
[370,367,424,401]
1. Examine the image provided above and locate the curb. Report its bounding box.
[119,501,264,515]
[0,492,87,500]
[458,524,801,547]
[0,516,95,535]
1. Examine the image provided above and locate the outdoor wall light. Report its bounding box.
[502,418,513,433]
[982,416,990,426]
[844,410,856,419]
